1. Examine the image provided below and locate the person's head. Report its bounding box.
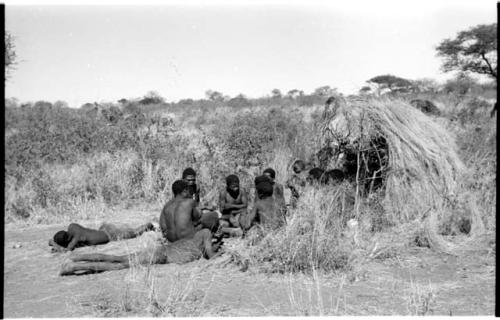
[172,179,190,198]
[324,169,344,184]
[182,167,197,186]
[225,174,240,193]
[307,167,325,183]
[263,168,276,183]
[254,174,271,186]
[256,180,274,199]
[292,160,305,174]
[53,231,70,248]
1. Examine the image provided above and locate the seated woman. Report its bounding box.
[59,228,222,276]
[49,222,155,252]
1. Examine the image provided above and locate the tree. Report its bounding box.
[5,31,17,80]
[313,85,337,97]
[359,86,372,95]
[271,88,282,99]
[287,89,301,99]
[436,23,497,80]
[443,72,478,95]
[367,75,414,94]
[205,90,224,101]
[139,91,165,104]
[412,78,441,93]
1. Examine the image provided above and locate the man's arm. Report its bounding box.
[66,236,80,251]
[159,207,168,239]
[244,205,258,230]
[49,239,69,253]
[201,230,221,259]
[191,200,202,222]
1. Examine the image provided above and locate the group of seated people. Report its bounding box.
[54,161,343,276]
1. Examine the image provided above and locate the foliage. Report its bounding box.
[5,31,17,80]
[313,85,337,97]
[443,72,479,95]
[205,90,224,101]
[271,88,283,99]
[227,94,252,108]
[436,23,497,79]
[139,91,165,105]
[368,74,414,93]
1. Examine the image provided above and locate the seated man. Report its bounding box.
[286,160,307,208]
[182,167,202,204]
[49,222,155,252]
[182,166,219,216]
[59,228,223,276]
[245,178,285,231]
[159,180,203,242]
[219,174,248,237]
[259,168,286,214]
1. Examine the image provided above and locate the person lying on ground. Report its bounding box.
[159,180,203,242]
[49,222,155,252]
[245,178,286,232]
[59,228,223,276]
[285,160,307,208]
[218,174,248,237]
[254,168,286,214]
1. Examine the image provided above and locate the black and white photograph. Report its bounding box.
[4,0,496,317]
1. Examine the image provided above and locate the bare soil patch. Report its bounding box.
[4,208,495,317]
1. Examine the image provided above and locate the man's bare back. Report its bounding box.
[160,180,202,242]
[245,178,285,230]
[49,222,154,252]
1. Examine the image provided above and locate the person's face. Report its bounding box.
[293,164,302,174]
[184,175,196,186]
[263,172,274,182]
[228,182,239,193]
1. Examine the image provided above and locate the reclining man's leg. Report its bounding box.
[99,222,154,240]
[60,261,129,276]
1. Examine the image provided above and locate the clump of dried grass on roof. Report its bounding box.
[320,96,485,255]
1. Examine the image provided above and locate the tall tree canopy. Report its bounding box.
[436,23,497,80]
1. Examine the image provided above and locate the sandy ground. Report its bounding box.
[4,208,495,317]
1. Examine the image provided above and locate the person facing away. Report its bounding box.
[254,168,286,213]
[246,178,285,231]
[219,174,248,230]
[159,179,202,243]
[49,222,155,252]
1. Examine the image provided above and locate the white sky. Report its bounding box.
[5,0,497,107]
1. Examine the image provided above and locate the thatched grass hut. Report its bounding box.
[319,96,485,255]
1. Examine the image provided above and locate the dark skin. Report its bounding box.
[254,173,286,208]
[286,163,307,199]
[184,174,215,212]
[49,222,154,252]
[219,182,248,217]
[246,194,285,230]
[59,229,222,276]
[159,189,202,242]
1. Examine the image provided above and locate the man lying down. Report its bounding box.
[60,180,223,276]
[59,228,222,276]
[49,222,155,252]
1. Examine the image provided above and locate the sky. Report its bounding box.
[5,0,497,108]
